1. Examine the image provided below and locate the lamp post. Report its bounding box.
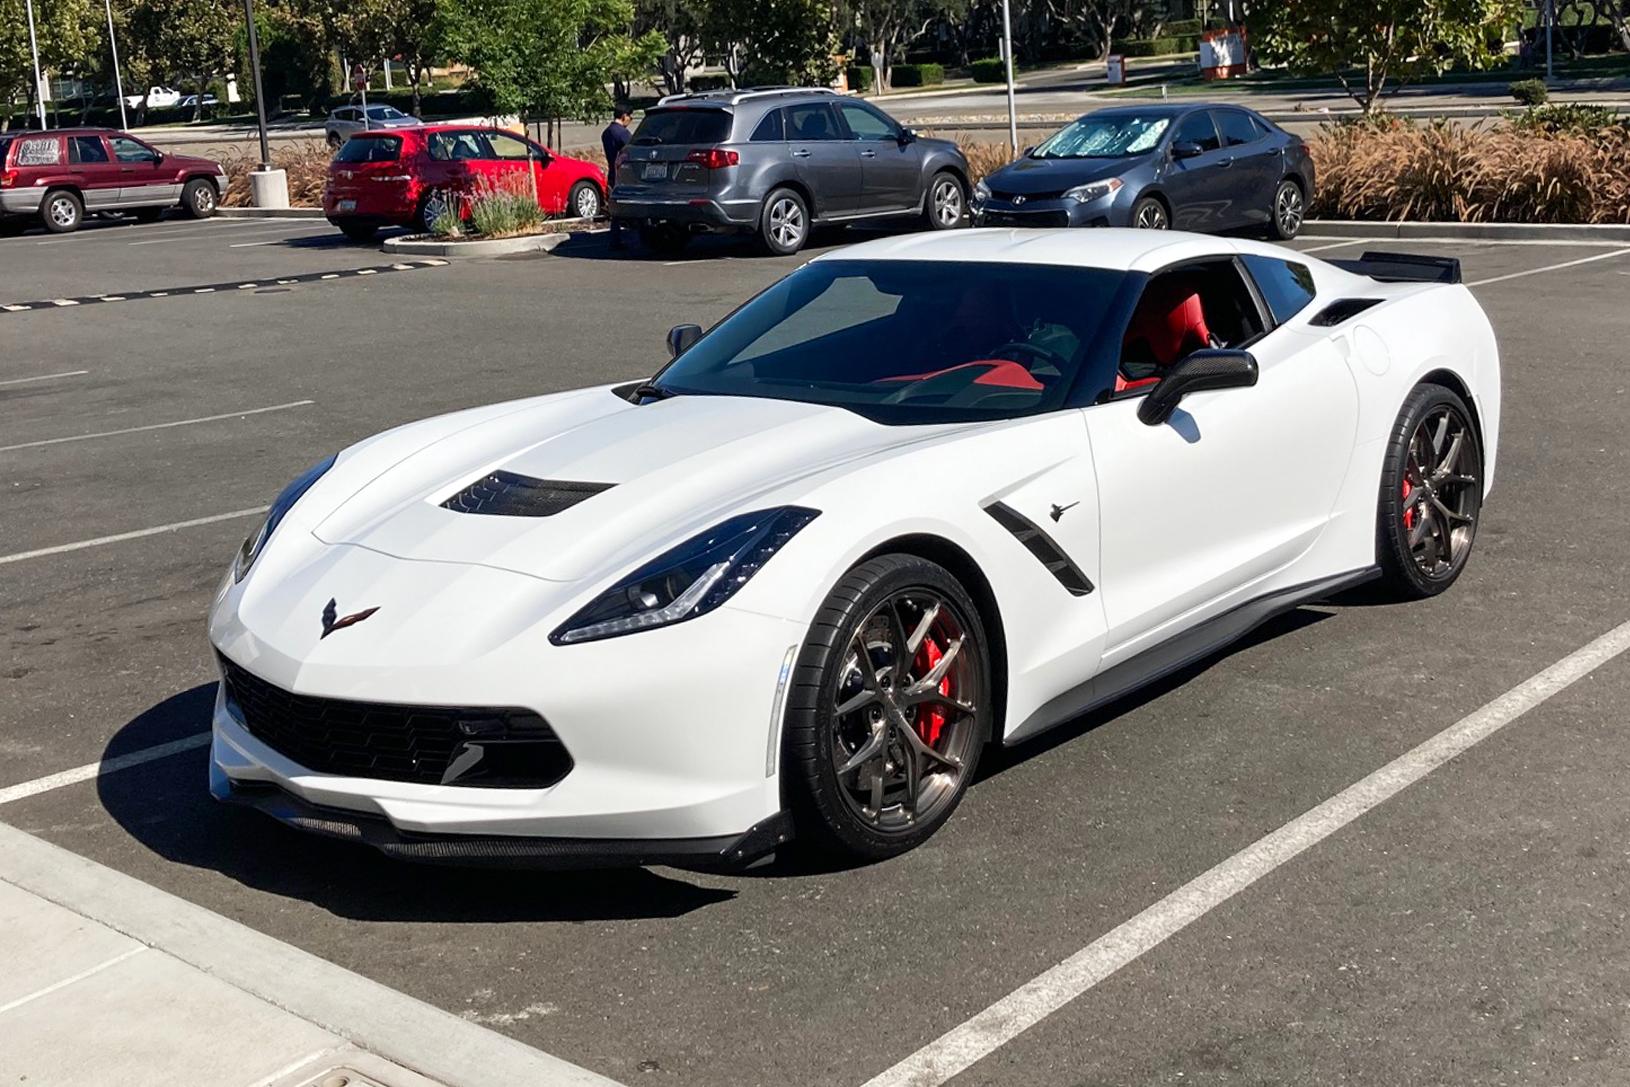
[104,0,128,130]
[1001,0,1017,155]
[240,0,272,170]
[25,0,48,129]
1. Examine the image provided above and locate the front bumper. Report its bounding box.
[971,190,1122,229]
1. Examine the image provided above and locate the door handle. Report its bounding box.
[1217,157,1233,168]
[791,148,811,158]
[859,149,876,158]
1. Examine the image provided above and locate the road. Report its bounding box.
[2,217,1630,1085]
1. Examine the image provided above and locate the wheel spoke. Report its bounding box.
[835,687,879,717]
[904,601,940,656]
[897,728,921,814]
[903,690,976,716]
[1433,430,1465,479]
[837,726,887,776]
[893,712,963,771]
[906,636,963,695]
[1432,495,1472,526]
[1410,504,1434,548]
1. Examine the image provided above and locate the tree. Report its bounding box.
[241,5,335,114]
[633,0,709,96]
[126,0,239,120]
[1247,0,1524,113]
[705,0,837,86]
[844,0,953,91]
[319,0,441,114]
[1,0,102,129]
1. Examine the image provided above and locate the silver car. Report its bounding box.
[325,104,422,148]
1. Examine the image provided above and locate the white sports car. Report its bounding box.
[207,229,1499,866]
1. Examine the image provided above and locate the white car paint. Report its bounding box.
[207,228,1500,860]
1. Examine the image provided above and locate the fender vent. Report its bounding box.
[985,502,1094,596]
[441,472,612,517]
[1309,298,1382,327]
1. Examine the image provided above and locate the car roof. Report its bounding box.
[812,228,1292,274]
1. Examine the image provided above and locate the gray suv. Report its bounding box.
[610,87,971,256]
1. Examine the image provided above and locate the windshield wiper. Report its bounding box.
[630,381,676,401]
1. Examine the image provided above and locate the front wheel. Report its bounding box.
[1131,195,1168,230]
[922,170,966,231]
[568,180,603,220]
[1375,384,1484,599]
[41,190,83,234]
[784,555,991,862]
[758,187,809,255]
[1269,178,1305,239]
[182,178,217,219]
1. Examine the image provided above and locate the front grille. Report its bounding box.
[991,189,1065,202]
[441,472,611,517]
[219,656,572,789]
[982,210,1071,229]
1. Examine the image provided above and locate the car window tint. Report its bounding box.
[69,136,109,164]
[839,102,896,140]
[483,132,537,160]
[631,108,731,145]
[1214,110,1260,147]
[1241,255,1317,324]
[335,135,402,163]
[786,104,840,141]
[1250,115,1274,139]
[16,136,62,166]
[1172,112,1221,153]
[750,109,785,142]
[110,136,156,163]
[429,132,486,161]
[368,106,405,120]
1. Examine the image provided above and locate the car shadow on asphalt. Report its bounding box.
[95,685,735,922]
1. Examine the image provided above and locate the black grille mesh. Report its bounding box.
[219,656,572,788]
[440,472,611,517]
[982,210,1071,229]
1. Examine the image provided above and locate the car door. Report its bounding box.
[1082,254,1360,664]
[835,100,919,214]
[482,130,562,212]
[1160,111,1237,231]
[1211,109,1280,227]
[784,102,862,218]
[110,135,176,206]
[66,135,123,211]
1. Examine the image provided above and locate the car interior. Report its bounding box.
[1114,259,1265,394]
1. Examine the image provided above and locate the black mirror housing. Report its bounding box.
[666,323,703,359]
[1170,140,1204,160]
[1137,349,1258,426]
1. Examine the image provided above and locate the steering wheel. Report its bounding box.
[990,341,1068,373]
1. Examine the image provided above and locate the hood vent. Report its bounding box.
[441,472,612,518]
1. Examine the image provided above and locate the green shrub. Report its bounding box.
[466,174,544,237]
[970,57,1006,83]
[1508,78,1548,105]
[891,62,945,87]
[1162,18,1202,36]
[845,66,873,92]
[1505,102,1625,133]
[1113,38,1182,57]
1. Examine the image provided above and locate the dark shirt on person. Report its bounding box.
[602,120,631,178]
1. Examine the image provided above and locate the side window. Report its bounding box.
[838,102,897,141]
[1172,112,1221,153]
[750,109,785,142]
[69,136,109,164]
[1241,255,1316,324]
[1117,261,1265,391]
[1213,110,1260,147]
[483,132,539,160]
[785,103,840,141]
[110,136,159,164]
[16,136,62,166]
[1250,115,1274,140]
[429,132,485,161]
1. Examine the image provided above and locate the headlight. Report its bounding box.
[551,506,818,645]
[232,455,337,583]
[973,179,991,202]
[1064,177,1123,203]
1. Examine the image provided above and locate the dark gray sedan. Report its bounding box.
[972,104,1314,239]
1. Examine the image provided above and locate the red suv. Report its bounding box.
[324,125,607,240]
[0,128,227,234]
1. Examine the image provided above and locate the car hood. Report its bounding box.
[984,154,1145,194]
[164,151,224,171]
[311,391,949,584]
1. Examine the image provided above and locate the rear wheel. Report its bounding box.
[922,170,965,231]
[418,189,454,233]
[568,180,603,220]
[784,555,991,862]
[758,187,809,255]
[1376,384,1484,599]
[1131,195,1168,230]
[182,178,217,219]
[41,190,82,234]
[1269,178,1305,239]
[638,223,689,256]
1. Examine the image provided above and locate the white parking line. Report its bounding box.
[0,507,264,567]
[1297,238,1373,253]
[0,369,88,387]
[861,617,1630,1087]
[0,734,211,806]
[1467,246,1630,287]
[0,400,313,453]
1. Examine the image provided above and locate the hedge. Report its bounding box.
[970,57,1006,83]
[1509,78,1548,105]
[1112,35,1199,56]
[845,66,874,92]
[891,62,945,87]
[687,75,731,92]
[1162,18,1202,36]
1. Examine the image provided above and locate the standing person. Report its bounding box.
[602,105,634,250]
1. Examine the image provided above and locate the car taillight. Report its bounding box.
[0,170,14,188]
[685,148,739,169]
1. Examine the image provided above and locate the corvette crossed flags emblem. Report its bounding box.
[320,598,379,639]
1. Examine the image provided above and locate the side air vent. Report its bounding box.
[985,502,1094,597]
[441,472,612,517]
[1309,298,1383,327]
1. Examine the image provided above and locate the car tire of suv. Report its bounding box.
[568,180,603,220]
[1268,178,1305,240]
[182,179,218,219]
[638,224,689,256]
[41,190,82,234]
[922,171,966,231]
[758,187,809,256]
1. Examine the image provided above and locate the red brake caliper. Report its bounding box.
[1402,478,1415,531]
[913,637,951,748]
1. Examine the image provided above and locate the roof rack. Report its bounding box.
[655,86,839,107]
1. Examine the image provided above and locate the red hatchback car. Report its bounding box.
[0,128,227,234]
[324,125,607,240]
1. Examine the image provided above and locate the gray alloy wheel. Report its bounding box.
[924,172,965,230]
[1376,384,1483,599]
[42,190,82,234]
[419,189,452,233]
[183,178,217,219]
[1132,195,1169,230]
[760,188,808,255]
[1270,178,1304,239]
[570,180,603,220]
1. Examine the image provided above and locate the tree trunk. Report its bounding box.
[409,56,423,116]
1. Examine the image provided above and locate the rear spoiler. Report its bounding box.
[1328,250,1462,285]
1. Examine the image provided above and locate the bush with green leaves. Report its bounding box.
[1114,38,1183,57]
[846,66,874,92]
[1505,102,1625,134]
[970,57,1006,83]
[1509,78,1548,105]
[891,62,944,87]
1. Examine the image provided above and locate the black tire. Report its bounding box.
[182,178,218,219]
[1375,383,1484,600]
[338,220,379,242]
[568,179,603,220]
[784,554,992,862]
[921,170,966,231]
[1268,177,1305,240]
[637,224,689,255]
[40,189,83,234]
[1131,195,1168,230]
[418,189,454,234]
[132,207,165,223]
[758,186,809,255]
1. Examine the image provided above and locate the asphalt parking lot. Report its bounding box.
[3,217,1630,1086]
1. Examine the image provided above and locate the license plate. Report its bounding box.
[642,163,667,181]
[337,199,356,212]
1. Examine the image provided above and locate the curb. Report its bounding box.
[1305,219,1630,243]
[218,206,326,219]
[384,231,571,257]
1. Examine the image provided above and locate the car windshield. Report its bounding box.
[631,108,731,146]
[367,105,407,120]
[1031,114,1170,159]
[651,260,1126,424]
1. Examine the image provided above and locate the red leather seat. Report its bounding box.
[1117,279,1213,392]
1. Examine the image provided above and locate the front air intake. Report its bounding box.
[985,502,1094,597]
[441,472,611,517]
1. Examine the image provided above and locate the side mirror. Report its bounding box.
[1021,145,1034,157]
[1137,349,1258,426]
[1170,140,1204,160]
[897,128,917,145]
[666,323,703,358]
[151,151,164,165]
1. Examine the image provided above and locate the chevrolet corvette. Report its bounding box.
[207,229,1499,867]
